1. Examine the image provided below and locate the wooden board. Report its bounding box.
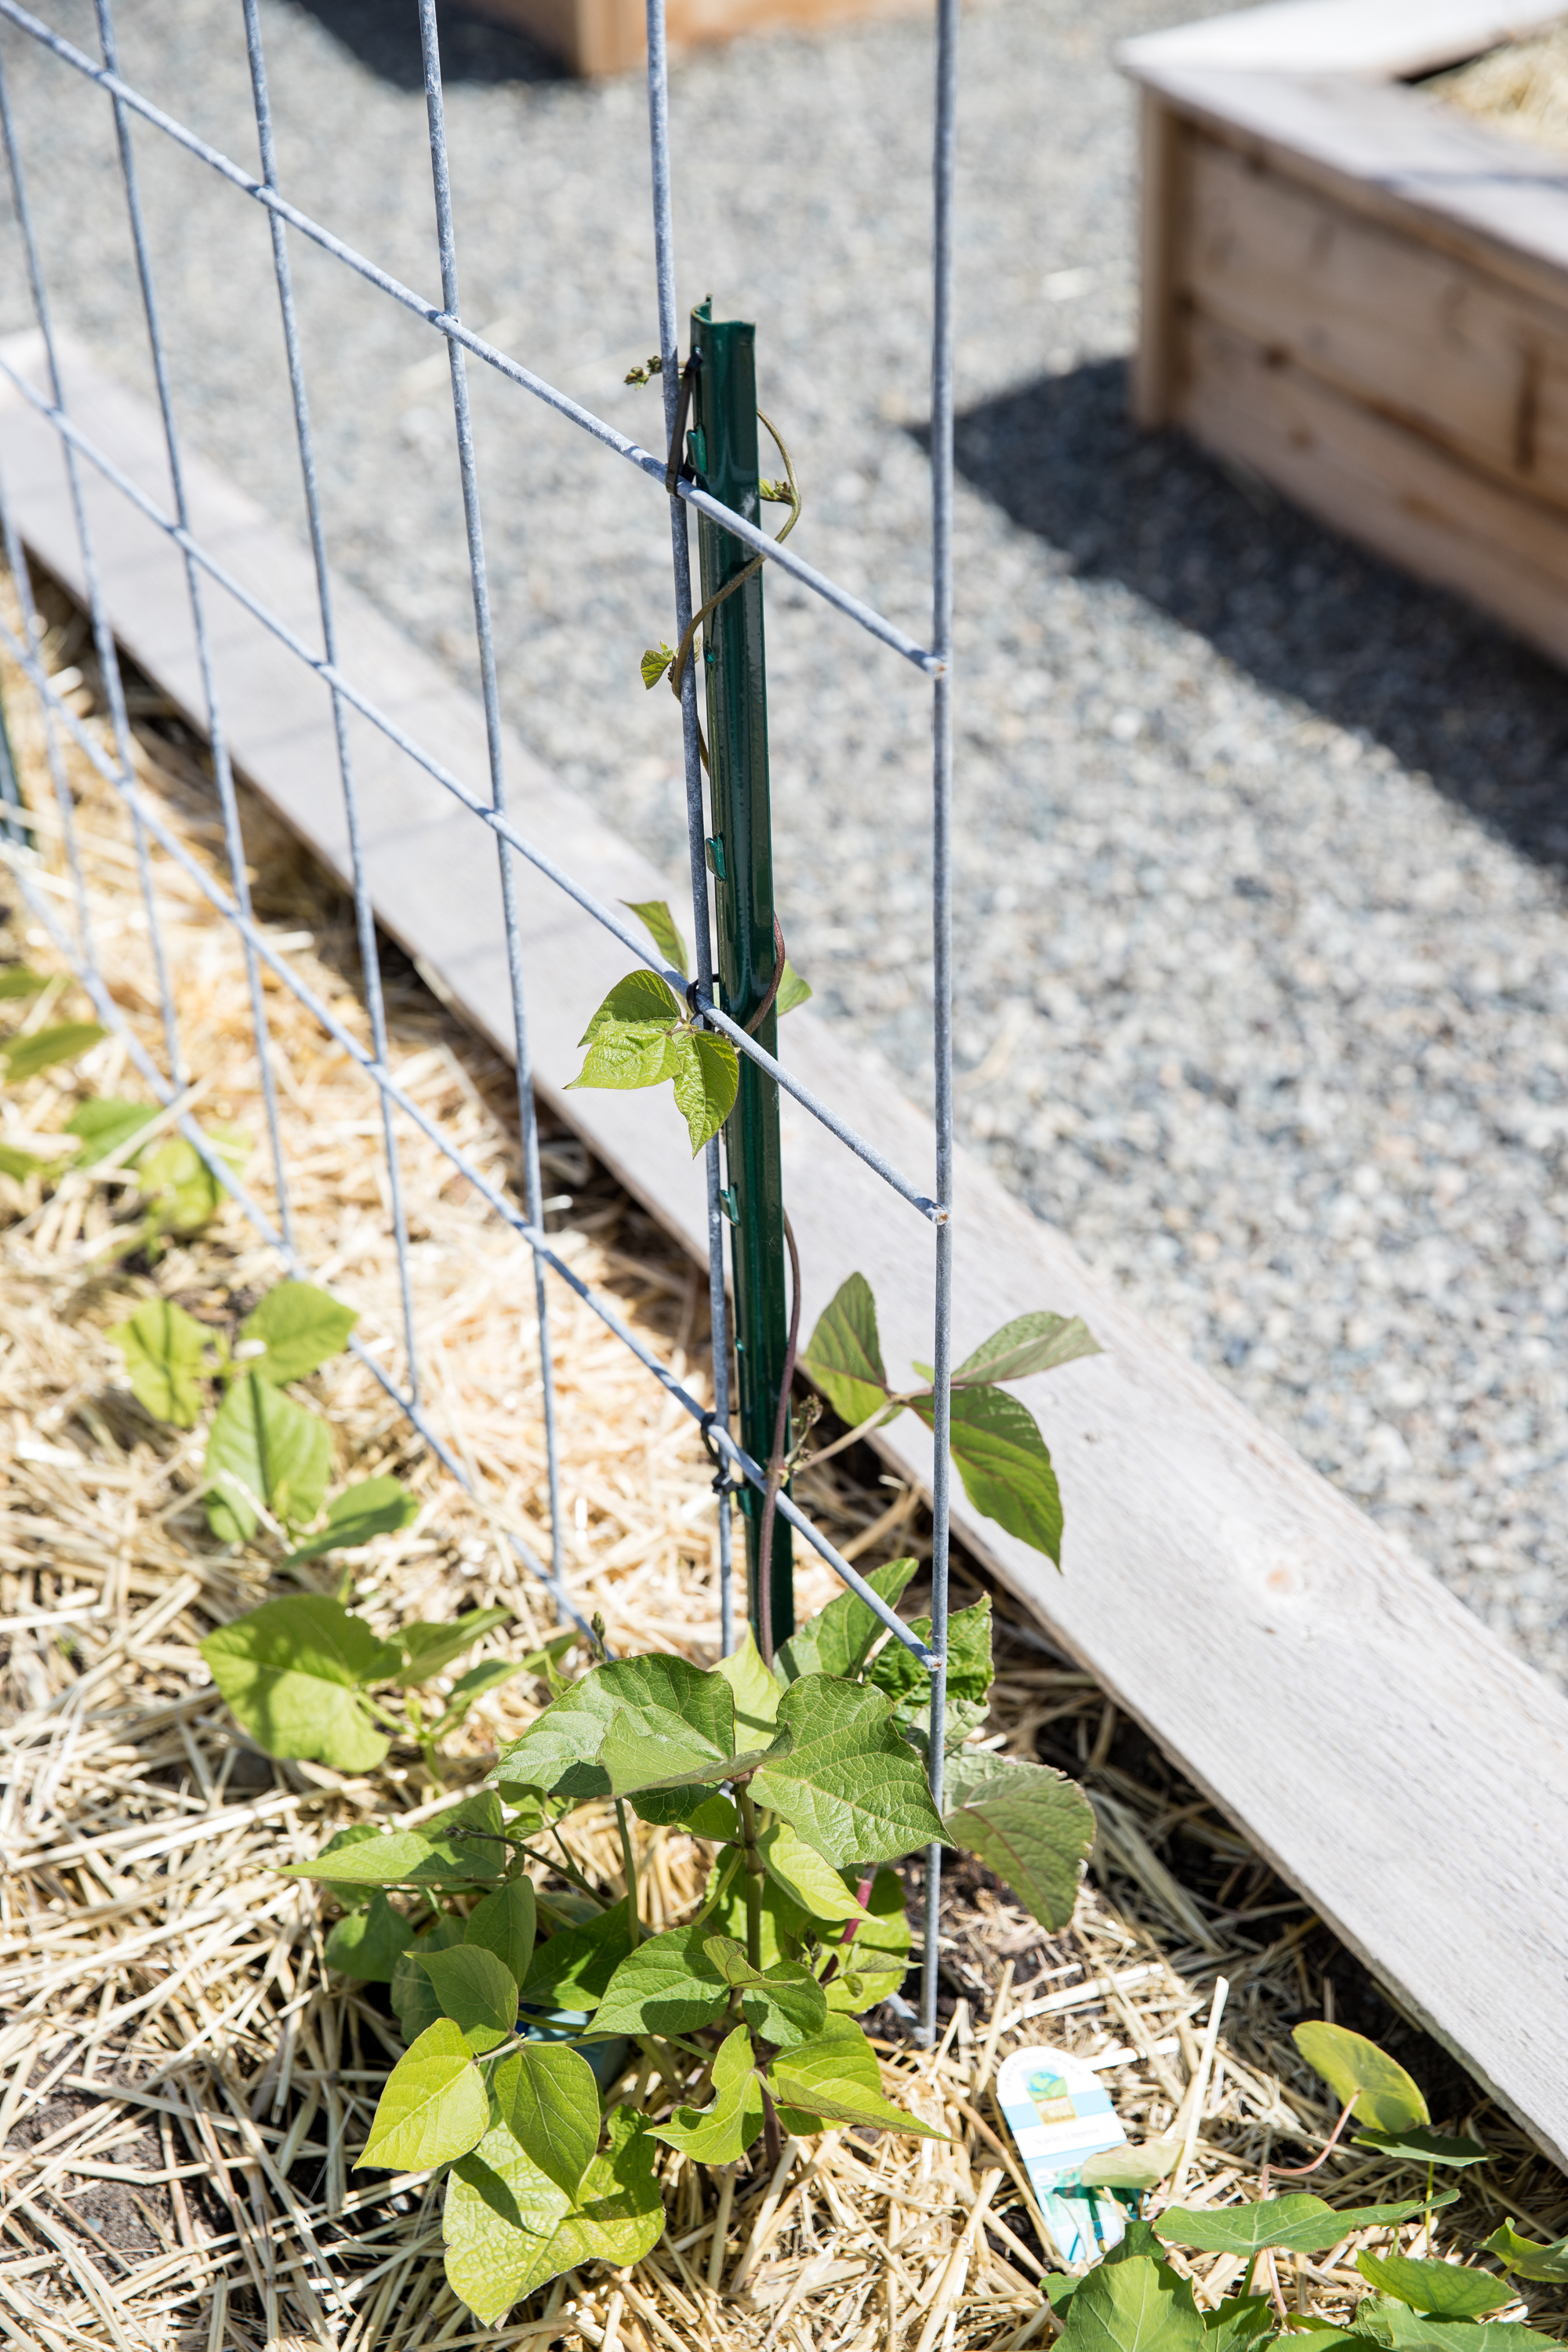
[3,335,1566,2171]
[1183,130,1568,508]
[1178,309,1568,666]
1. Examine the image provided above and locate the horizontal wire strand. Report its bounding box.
[0,0,940,679]
[0,353,942,1225]
[0,623,942,1671]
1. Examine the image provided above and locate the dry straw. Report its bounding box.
[0,590,1563,2352]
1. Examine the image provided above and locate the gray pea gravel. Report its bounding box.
[4,0,1568,1683]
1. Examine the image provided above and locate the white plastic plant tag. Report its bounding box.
[995,2042,1135,2267]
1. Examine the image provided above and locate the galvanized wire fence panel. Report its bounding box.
[0,0,957,2034]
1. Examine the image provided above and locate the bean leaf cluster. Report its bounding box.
[204,1563,1094,2325]
[1051,2025,1561,2352]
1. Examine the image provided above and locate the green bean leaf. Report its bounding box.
[493,2043,601,2199]
[940,1750,1094,1930]
[201,1595,399,1770]
[108,1297,212,1428]
[622,898,688,979]
[0,1021,103,1083]
[799,1272,893,1430]
[358,2019,489,2172]
[1292,2024,1428,2132]
[202,1367,332,1539]
[914,1382,1064,1563]
[953,1311,1101,1388]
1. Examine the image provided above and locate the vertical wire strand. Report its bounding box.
[241,0,421,1400]
[93,0,293,1249]
[0,33,183,1082]
[415,0,565,1598]
[921,0,958,2049]
[644,0,736,1653]
[0,478,98,971]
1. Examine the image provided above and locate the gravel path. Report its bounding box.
[4,0,1568,1683]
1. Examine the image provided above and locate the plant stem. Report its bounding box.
[736,1784,764,1970]
[616,1799,641,1946]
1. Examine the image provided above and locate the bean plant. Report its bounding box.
[218,1573,1095,2326]
[1051,2023,1564,2352]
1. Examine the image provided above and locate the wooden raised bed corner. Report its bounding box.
[1119,0,1568,668]
[474,0,918,78]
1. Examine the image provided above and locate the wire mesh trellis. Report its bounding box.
[0,0,959,2038]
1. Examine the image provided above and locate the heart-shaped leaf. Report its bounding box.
[750,1675,950,1867]
[493,1653,743,1800]
[201,1595,401,1770]
[592,1921,729,2038]
[941,1750,1094,1929]
[1058,2251,1205,2352]
[444,2104,662,2325]
[758,1820,867,1922]
[285,1476,419,1563]
[914,1382,1063,1563]
[202,1369,332,1541]
[466,1881,536,1987]
[108,1297,212,1428]
[669,1027,738,1156]
[1356,2256,1515,2320]
[238,1279,358,1384]
[866,1594,993,1708]
[568,971,684,1091]
[358,2018,489,2172]
[1157,2192,1454,2258]
[953,1311,1101,1388]
[1292,2024,1428,2132]
[799,1272,893,1431]
[775,1555,918,1684]
[716,1626,781,1743]
[653,2024,764,2162]
[492,2042,601,2199]
[768,2014,946,2138]
[419,1944,520,2053]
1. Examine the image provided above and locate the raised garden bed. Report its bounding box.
[1120,1,1568,670]
[3,591,1566,2351]
[474,0,918,79]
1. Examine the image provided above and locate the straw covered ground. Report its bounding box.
[0,583,1563,2352]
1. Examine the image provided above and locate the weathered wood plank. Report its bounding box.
[1179,308,1568,666]
[3,336,1566,2169]
[474,0,920,77]
[1184,129,1568,507]
[1119,59,1568,319]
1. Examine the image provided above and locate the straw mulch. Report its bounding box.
[1430,22,1568,158]
[0,579,1563,2352]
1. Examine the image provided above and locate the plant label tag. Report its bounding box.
[995,2042,1134,2267]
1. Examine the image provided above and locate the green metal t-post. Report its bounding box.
[688,303,793,1654]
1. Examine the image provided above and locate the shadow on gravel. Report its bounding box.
[952,357,1568,872]
[287,0,564,86]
